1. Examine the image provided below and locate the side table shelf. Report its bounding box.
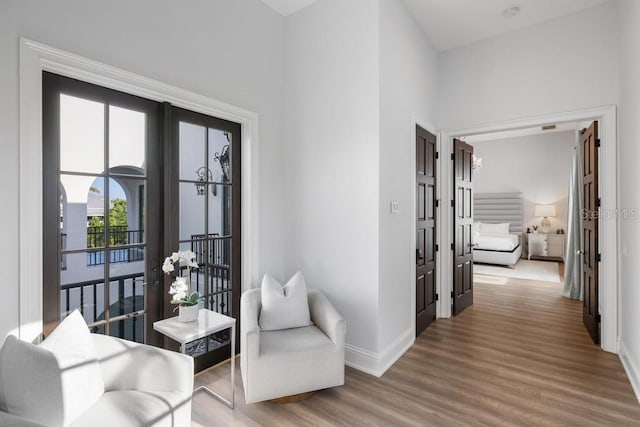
[154,309,236,408]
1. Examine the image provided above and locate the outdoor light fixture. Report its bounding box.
[214,144,231,183]
[194,166,213,196]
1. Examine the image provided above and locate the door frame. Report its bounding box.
[18,38,260,342]
[410,116,442,339]
[439,105,618,353]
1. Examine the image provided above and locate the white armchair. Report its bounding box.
[0,334,193,427]
[240,288,345,404]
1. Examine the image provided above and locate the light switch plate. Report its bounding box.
[390,201,400,214]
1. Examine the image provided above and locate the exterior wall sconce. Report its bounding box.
[472,154,482,170]
[195,166,213,196]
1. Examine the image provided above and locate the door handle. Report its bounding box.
[576,250,584,255]
[416,249,424,263]
[150,258,159,289]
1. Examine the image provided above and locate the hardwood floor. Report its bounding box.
[193,274,640,426]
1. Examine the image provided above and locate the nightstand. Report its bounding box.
[527,233,565,261]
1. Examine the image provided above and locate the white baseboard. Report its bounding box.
[345,328,414,377]
[619,340,640,404]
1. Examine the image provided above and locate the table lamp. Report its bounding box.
[534,204,556,233]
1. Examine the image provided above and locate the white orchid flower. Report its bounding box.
[162,259,174,274]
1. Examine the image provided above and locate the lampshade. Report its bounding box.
[534,204,556,217]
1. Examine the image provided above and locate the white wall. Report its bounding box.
[617,0,640,401]
[0,0,286,342]
[378,0,438,358]
[438,2,619,131]
[471,131,575,233]
[283,0,380,355]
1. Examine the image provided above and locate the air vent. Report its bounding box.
[542,125,556,131]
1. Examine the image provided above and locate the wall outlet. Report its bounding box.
[390,201,400,214]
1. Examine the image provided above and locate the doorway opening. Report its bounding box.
[438,106,618,352]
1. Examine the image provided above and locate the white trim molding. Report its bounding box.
[19,38,260,341]
[345,327,414,377]
[440,105,618,353]
[619,341,640,404]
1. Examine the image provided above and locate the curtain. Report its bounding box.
[563,138,583,300]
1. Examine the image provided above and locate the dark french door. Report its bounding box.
[416,125,437,336]
[43,72,163,343]
[42,73,240,369]
[452,139,474,315]
[168,107,241,370]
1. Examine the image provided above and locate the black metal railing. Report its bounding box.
[87,226,144,248]
[87,248,145,266]
[86,227,144,266]
[60,233,67,270]
[61,272,145,343]
[189,234,232,317]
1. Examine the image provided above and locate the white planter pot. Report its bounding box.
[178,305,199,322]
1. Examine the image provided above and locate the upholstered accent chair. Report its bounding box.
[240,288,345,404]
[0,334,193,427]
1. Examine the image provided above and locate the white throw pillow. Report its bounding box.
[259,271,312,331]
[0,311,104,427]
[480,222,510,234]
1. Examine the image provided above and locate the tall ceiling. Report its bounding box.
[402,0,611,51]
[261,0,610,51]
[260,0,318,16]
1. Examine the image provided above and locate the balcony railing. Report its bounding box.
[87,226,143,248]
[61,272,145,342]
[190,234,232,317]
[86,227,144,266]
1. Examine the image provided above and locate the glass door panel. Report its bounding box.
[172,107,240,370]
[44,72,160,343]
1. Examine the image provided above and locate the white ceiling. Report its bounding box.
[402,0,611,51]
[261,0,610,51]
[260,0,318,16]
[464,122,581,143]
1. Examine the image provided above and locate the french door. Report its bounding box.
[43,72,163,342]
[43,73,241,369]
[168,107,241,370]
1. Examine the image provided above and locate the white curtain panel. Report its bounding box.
[563,139,583,300]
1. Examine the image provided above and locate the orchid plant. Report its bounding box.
[163,250,202,307]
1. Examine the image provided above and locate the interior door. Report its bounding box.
[42,72,163,344]
[453,139,474,315]
[416,125,437,336]
[581,121,600,344]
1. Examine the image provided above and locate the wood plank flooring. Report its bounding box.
[192,272,640,426]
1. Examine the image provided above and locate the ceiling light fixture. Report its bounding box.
[502,6,520,18]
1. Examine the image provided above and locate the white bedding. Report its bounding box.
[474,232,519,251]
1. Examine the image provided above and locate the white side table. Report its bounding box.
[153,309,236,408]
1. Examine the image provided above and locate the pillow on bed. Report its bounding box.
[472,222,481,235]
[480,222,510,234]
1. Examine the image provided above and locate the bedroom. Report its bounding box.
[465,124,578,285]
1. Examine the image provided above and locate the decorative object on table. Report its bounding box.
[240,272,345,404]
[163,250,202,322]
[534,204,556,233]
[532,225,538,234]
[526,227,531,234]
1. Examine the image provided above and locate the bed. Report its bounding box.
[472,193,523,267]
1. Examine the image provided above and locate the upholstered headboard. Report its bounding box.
[473,192,524,234]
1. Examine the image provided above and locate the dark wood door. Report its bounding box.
[416,126,437,336]
[453,139,474,315]
[42,72,163,344]
[582,121,600,344]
